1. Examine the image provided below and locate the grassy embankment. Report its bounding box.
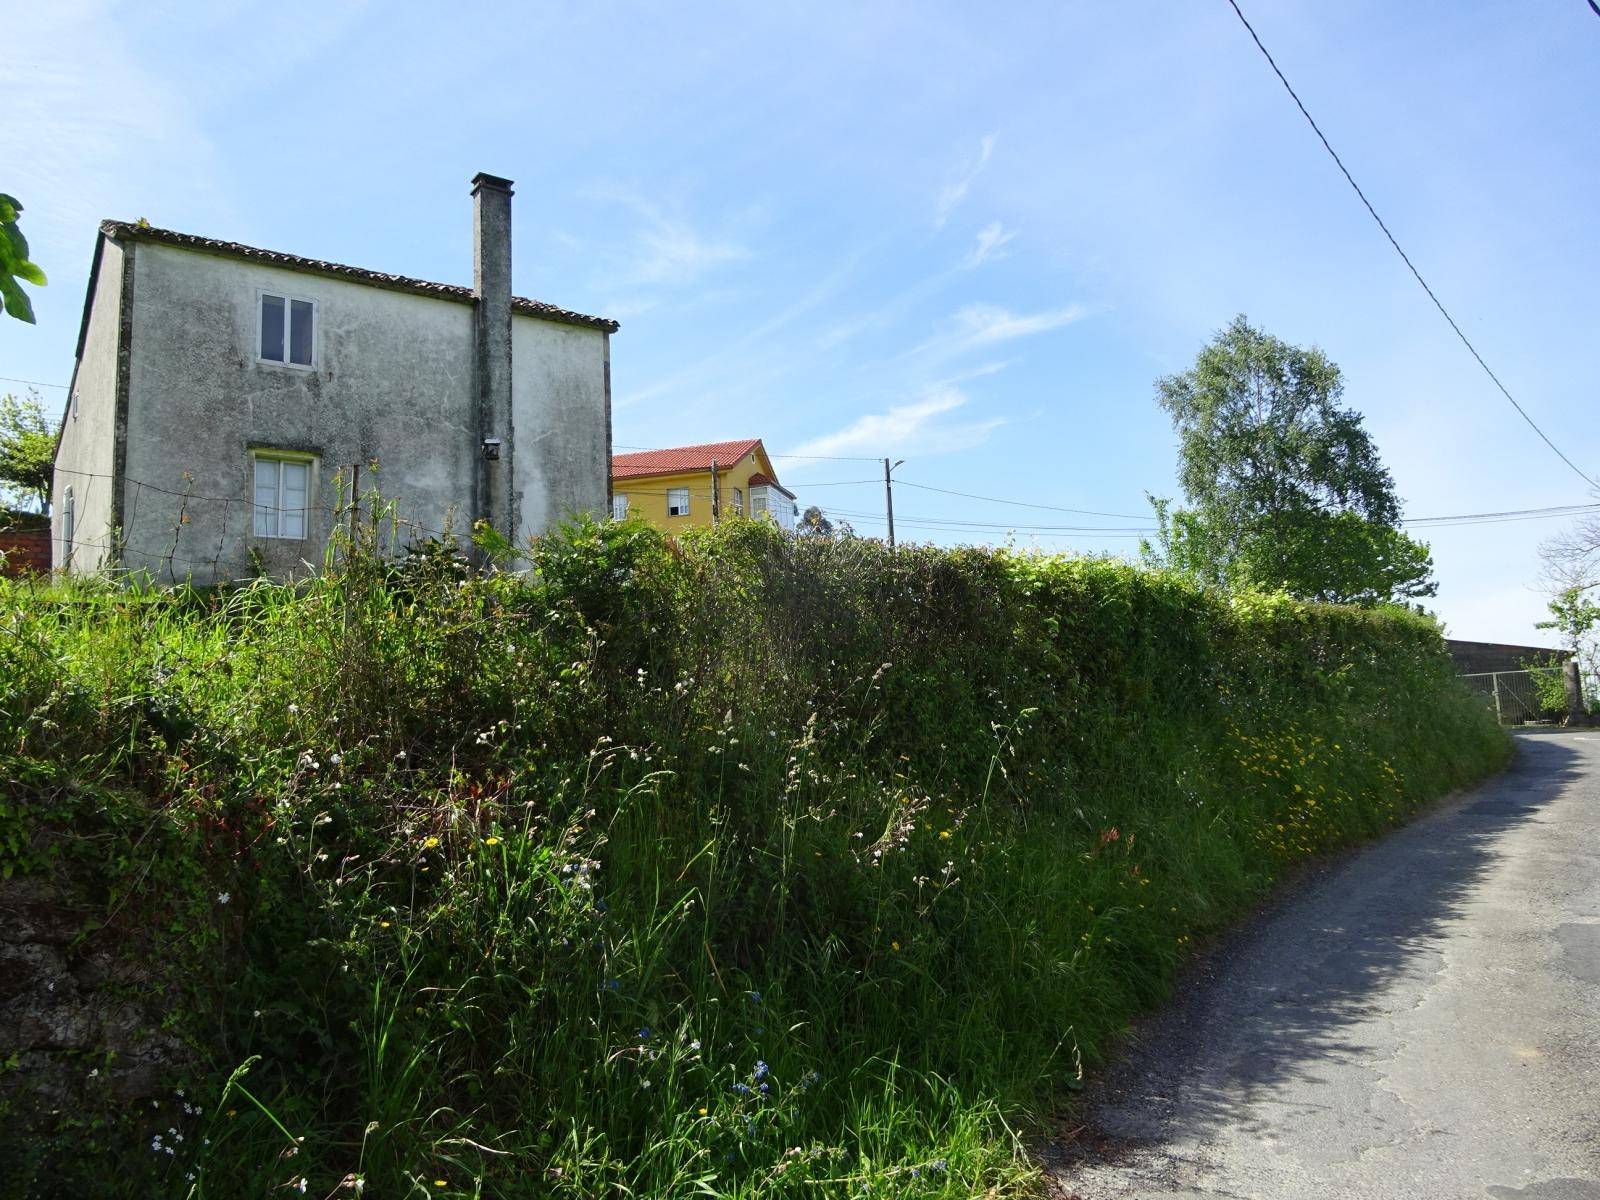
[0,514,1509,1198]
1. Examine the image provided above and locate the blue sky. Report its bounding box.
[5,1,1597,643]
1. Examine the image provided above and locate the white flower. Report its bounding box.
[217,891,231,905]
[330,753,342,766]
[288,703,300,715]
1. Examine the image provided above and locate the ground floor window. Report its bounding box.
[612,493,629,520]
[253,453,313,539]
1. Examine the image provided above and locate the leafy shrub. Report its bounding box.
[0,517,1509,1198]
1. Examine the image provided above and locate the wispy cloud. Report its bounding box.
[789,384,1005,460]
[951,302,1087,345]
[934,132,998,228]
[900,302,1090,362]
[628,211,748,287]
[589,188,750,290]
[963,221,1016,268]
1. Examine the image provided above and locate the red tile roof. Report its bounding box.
[746,471,795,499]
[612,438,765,480]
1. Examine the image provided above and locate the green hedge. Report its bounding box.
[0,517,1509,1198]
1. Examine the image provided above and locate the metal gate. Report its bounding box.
[1458,667,1564,725]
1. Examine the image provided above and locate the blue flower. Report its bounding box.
[637,1026,652,1041]
[758,1082,769,1095]
[603,978,620,991]
[732,1082,752,1096]
[753,1060,769,1080]
[929,1158,948,1173]
[747,990,762,1004]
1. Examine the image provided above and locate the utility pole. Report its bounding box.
[710,459,721,525]
[883,457,903,551]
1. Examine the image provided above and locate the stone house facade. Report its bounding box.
[51,173,616,583]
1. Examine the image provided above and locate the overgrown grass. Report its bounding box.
[1,516,1509,1198]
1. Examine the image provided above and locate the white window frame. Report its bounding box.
[732,487,744,517]
[256,289,318,370]
[667,487,690,517]
[611,493,629,520]
[252,451,317,540]
[62,486,75,562]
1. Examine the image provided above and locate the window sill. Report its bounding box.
[255,357,318,373]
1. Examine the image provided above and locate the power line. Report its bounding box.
[1225,0,1597,490]
[612,443,882,463]
[896,478,1147,519]
[0,375,70,390]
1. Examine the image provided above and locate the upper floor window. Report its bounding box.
[260,292,315,367]
[611,494,629,520]
[667,487,690,517]
[253,453,313,539]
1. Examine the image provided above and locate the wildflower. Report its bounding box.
[217,891,231,905]
[890,941,900,952]
[288,703,300,715]
[396,750,407,760]
[689,1039,701,1051]
[640,1080,652,1090]
[733,1082,752,1096]
[433,1183,446,1190]
[638,1026,652,1041]
[753,1061,769,1080]
[424,836,440,849]
[939,830,951,839]
[484,836,500,846]
[379,920,391,929]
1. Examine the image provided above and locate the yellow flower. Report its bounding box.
[938,830,951,839]
[379,920,391,928]
[434,1182,447,1189]
[484,836,501,846]
[424,836,440,849]
[890,940,900,951]
[697,1107,708,1116]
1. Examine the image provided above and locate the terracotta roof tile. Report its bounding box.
[612,439,765,480]
[101,220,618,332]
[745,471,795,499]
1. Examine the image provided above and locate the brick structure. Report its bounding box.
[0,528,50,576]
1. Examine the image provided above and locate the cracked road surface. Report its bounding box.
[1050,728,1600,1200]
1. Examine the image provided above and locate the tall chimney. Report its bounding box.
[472,172,515,542]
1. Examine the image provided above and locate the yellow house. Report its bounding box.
[611,438,797,531]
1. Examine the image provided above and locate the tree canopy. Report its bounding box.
[1146,316,1435,606]
[0,390,54,513]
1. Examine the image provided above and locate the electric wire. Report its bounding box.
[1225,0,1597,489]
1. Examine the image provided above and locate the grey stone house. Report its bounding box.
[51,173,616,583]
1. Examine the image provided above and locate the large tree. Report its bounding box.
[1146,315,1435,606]
[0,390,54,514]
[1537,496,1600,707]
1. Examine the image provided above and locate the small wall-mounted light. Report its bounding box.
[481,437,502,461]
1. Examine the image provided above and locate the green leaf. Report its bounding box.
[13,259,45,286]
[0,273,36,323]
[2,218,30,265]
[0,194,18,223]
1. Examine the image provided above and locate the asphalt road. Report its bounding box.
[1050,728,1600,1200]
